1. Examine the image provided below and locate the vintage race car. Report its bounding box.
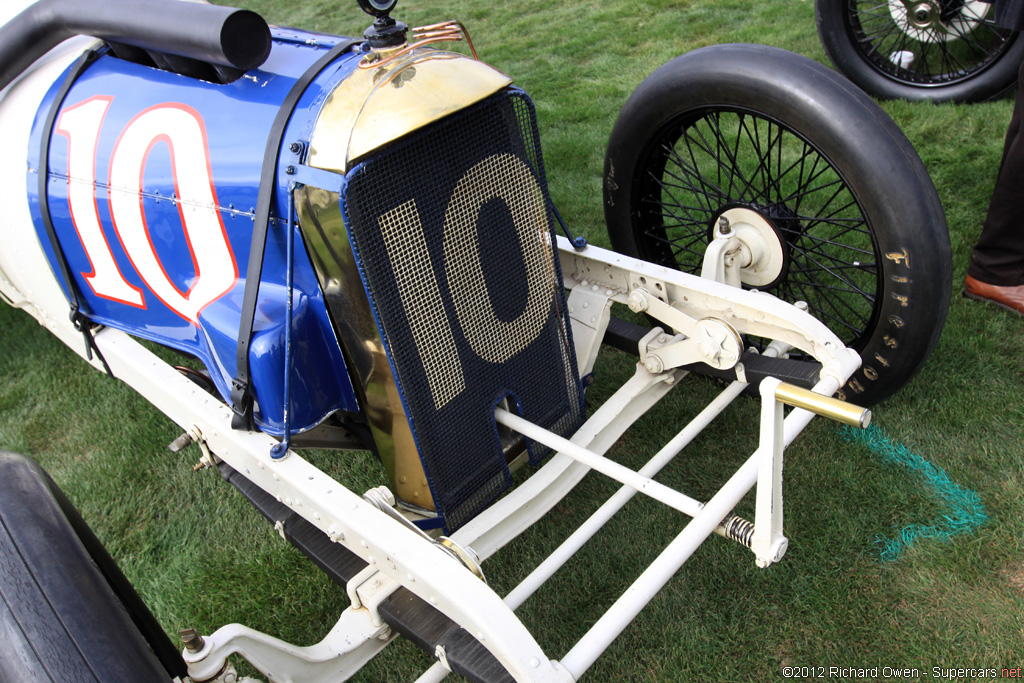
[0,0,952,681]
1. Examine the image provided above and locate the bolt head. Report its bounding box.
[627,291,648,313]
[644,357,664,374]
[178,628,205,653]
[911,3,933,24]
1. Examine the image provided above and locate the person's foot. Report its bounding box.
[963,274,1024,315]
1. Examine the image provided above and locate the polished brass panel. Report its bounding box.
[307,47,513,173]
[295,185,435,510]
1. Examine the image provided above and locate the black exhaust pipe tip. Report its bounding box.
[0,0,272,91]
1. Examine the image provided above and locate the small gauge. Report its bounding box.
[357,0,398,17]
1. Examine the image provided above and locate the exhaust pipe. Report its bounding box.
[0,0,271,90]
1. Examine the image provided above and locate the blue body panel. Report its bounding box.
[27,29,364,434]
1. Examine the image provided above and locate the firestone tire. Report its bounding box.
[603,44,951,406]
[0,451,185,682]
[815,0,1024,103]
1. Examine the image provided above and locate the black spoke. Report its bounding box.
[633,106,880,350]
[847,0,1015,86]
[609,42,953,405]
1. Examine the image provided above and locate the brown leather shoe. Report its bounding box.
[963,274,1024,315]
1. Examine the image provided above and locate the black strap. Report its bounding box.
[231,38,363,430]
[37,47,114,377]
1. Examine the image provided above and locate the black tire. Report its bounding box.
[603,44,951,406]
[0,451,185,682]
[815,0,1024,102]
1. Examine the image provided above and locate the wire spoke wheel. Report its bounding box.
[605,45,952,404]
[635,108,878,349]
[856,1,1010,83]
[816,0,1024,102]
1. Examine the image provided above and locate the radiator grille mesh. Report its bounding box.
[341,89,584,531]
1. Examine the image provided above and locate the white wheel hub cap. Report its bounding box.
[714,207,786,288]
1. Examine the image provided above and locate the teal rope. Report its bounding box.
[839,424,987,562]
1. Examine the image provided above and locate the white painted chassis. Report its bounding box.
[0,34,864,683]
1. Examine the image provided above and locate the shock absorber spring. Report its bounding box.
[721,513,755,548]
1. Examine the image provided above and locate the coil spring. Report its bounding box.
[722,513,755,548]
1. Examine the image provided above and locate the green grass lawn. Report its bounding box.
[2,0,1023,681]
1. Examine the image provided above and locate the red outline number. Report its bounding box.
[55,97,238,323]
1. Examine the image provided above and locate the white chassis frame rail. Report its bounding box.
[146,238,863,683]
[0,36,870,683]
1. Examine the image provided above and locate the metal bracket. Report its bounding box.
[182,607,393,683]
[700,235,745,288]
[628,288,743,371]
[363,486,486,581]
[434,644,451,670]
[566,285,613,377]
[169,425,220,471]
[354,571,399,630]
[752,378,788,568]
[750,378,872,567]
[700,208,785,289]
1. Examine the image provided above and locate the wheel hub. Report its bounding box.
[909,2,936,29]
[709,206,787,288]
[889,0,989,43]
